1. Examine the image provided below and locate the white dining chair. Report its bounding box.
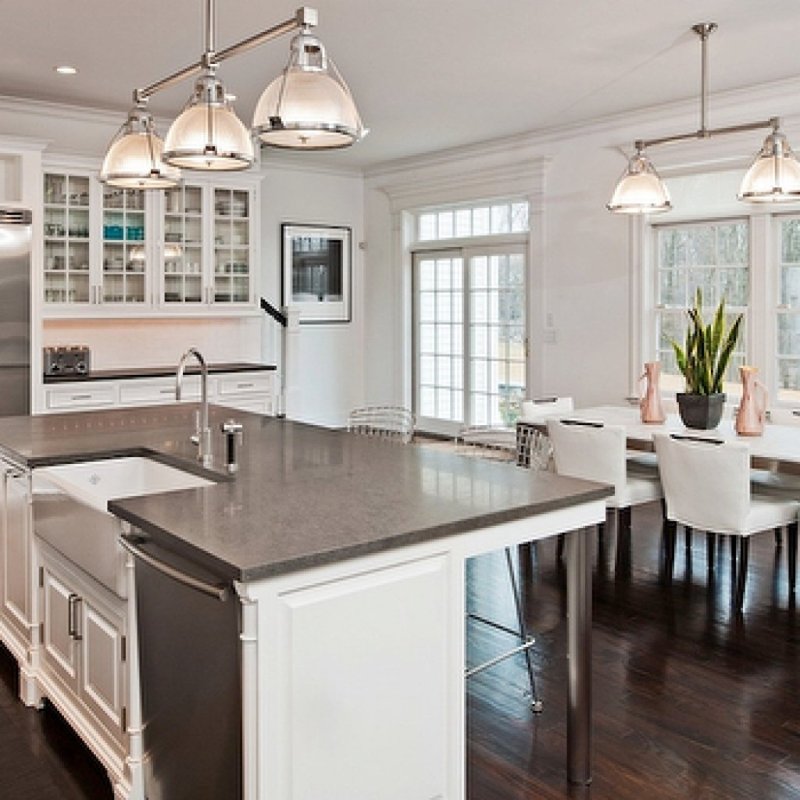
[519,395,573,421]
[653,433,800,610]
[546,418,663,556]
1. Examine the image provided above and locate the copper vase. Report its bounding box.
[640,361,666,423]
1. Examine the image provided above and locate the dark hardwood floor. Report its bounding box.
[467,502,800,799]
[1,501,798,798]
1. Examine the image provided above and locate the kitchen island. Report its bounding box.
[0,404,609,799]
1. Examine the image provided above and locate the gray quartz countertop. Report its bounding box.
[0,406,610,582]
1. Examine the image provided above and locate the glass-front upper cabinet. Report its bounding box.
[162,184,205,305]
[213,188,251,304]
[43,173,91,304]
[157,181,256,309]
[42,166,257,316]
[101,186,148,305]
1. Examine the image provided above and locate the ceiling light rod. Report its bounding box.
[132,5,315,105]
[634,23,778,151]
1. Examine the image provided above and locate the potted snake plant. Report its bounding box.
[669,288,743,430]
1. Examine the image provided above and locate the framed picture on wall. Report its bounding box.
[281,223,352,323]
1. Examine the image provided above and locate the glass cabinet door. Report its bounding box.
[43,173,91,304]
[162,185,205,304]
[102,186,147,304]
[213,188,251,304]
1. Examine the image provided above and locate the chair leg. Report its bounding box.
[706,532,715,570]
[684,526,693,550]
[775,527,784,549]
[556,533,565,562]
[734,538,749,612]
[504,548,542,712]
[663,520,676,582]
[788,522,798,596]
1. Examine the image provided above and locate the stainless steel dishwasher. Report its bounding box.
[120,532,241,800]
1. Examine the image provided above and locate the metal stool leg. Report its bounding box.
[464,548,543,713]
[504,547,543,712]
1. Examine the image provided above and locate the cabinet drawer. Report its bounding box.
[218,373,272,396]
[119,377,201,406]
[46,384,116,410]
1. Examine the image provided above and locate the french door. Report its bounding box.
[413,245,527,435]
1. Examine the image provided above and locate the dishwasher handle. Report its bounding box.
[120,535,230,601]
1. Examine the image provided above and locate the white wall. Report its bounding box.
[260,158,365,427]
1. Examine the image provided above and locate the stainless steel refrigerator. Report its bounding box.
[0,208,31,417]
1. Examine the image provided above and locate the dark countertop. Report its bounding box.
[0,406,610,583]
[43,362,275,383]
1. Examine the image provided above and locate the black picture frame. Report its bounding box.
[281,223,352,323]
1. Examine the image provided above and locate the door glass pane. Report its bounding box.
[468,252,527,426]
[415,255,464,425]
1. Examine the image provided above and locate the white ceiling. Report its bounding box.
[5,0,800,169]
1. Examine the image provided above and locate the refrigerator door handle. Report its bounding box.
[120,535,229,601]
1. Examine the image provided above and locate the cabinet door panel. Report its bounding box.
[42,567,78,686]
[81,600,125,734]
[268,555,450,800]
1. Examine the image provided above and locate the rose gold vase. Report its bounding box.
[735,365,767,436]
[640,361,666,423]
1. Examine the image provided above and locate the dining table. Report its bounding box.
[531,404,800,473]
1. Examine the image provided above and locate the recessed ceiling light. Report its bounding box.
[54,65,78,75]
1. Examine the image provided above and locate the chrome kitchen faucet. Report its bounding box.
[175,347,212,467]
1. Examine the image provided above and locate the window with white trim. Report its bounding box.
[418,200,529,242]
[778,217,800,396]
[413,200,529,434]
[653,219,749,393]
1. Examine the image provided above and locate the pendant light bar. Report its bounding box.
[102,4,364,185]
[608,23,800,214]
[134,7,312,105]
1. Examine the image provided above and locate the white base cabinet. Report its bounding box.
[43,369,274,416]
[37,538,132,796]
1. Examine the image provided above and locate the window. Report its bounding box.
[413,200,529,434]
[654,220,749,392]
[778,217,800,396]
[418,201,529,242]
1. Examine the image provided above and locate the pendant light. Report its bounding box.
[100,104,181,189]
[606,144,671,214]
[738,124,800,202]
[608,23,800,214]
[101,7,364,186]
[162,0,253,171]
[252,28,365,149]
[163,72,254,170]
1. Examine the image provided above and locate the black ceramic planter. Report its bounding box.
[676,392,726,430]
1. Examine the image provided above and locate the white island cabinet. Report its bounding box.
[230,502,602,800]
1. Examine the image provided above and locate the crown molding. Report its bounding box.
[366,73,800,180]
[370,156,549,213]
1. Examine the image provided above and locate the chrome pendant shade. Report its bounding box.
[101,5,365,187]
[606,147,671,214]
[163,74,254,171]
[609,22,800,214]
[252,30,364,150]
[738,127,800,203]
[100,106,181,189]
